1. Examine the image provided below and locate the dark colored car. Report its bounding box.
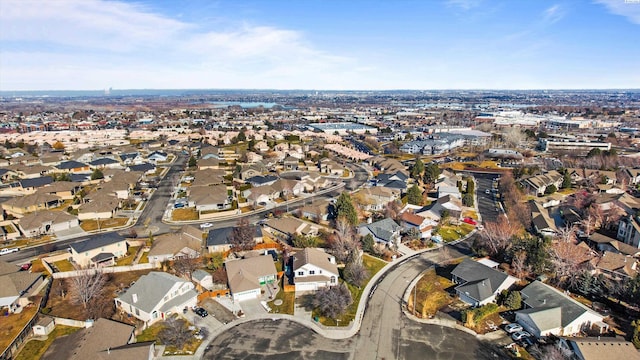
[194,307,208,317]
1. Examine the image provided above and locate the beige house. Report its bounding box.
[18,210,80,238]
[69,233,127,267]
[77,193,120,220]
[147,232,201,264]
[2,193,61,216]
[225,255,277,301]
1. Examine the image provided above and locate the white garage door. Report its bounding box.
[295,283,317,292]
[233,289,260,301]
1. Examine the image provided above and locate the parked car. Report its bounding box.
[0,247,19,256]
[511,331,531,341]
[505,323,523,333]
[174,202,185,209]
[194,307,208,317]
[485,189,491,194]
[200,223,213,229]
[20,263,32,271]
[462,217,477,226]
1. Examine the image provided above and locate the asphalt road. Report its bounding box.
[469,172,503,223]
[204,237,505,360]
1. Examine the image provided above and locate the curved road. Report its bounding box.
[204,239,506,360]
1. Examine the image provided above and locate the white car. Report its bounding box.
[0,247,19,256]
[505,323,523,333]
[511,331,531,341]
[199,223,213,229]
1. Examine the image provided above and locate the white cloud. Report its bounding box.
[445,0,482,11]
[0,0,364,90]
[543,4,565,24]
[595,0,640,25]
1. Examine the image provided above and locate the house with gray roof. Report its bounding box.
[358,218,402,247]
[0,260,44,313]
[115,272,197,325]
[515,281,605,338]
[451,258,518,306]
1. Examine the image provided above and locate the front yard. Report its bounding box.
[435,223,475,242]
[316,254,387,326]
[136,316,203,356]
[171,208,199,221]
[80,218,129,231]
[268,279,295,315]
[409,269,454,318]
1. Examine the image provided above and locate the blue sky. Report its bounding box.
[0,0,638,90]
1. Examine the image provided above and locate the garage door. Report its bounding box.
[233,289,260,301]
[295,283,317,292]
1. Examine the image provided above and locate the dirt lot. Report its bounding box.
[45,269,152,320]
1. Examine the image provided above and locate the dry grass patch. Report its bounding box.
[462,210,478,219]
[408,269,454,318]
[80,218,128,231]
[116,246,140,266]
[0,307,38,354]
[171,208,199,221]
[53,260,75,272]
[15,325,80,360]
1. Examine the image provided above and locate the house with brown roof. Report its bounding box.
[197,157,220,170]
[36,181,80,200]
[559,337,640,360]
[42,318,153,360]
[191,168,226,186]
[291,248,339,292]
[264,217,319,240]
[18,210,79,238]
[354,187,400,212]
[299,200,331,224]
[77,193,120,220]
[147,232,201,264]
[2,193,61,216]
[189,184,231,212]
[520,170,563,196]
[0,260,44,313]
[401,211,437,239]
[225,255,277,301]
[596,251,638,280]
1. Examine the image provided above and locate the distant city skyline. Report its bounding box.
[1,0,639,91]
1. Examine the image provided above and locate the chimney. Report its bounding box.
[542,299,546,305]
[367,217,372,224]
[132,294,138,303]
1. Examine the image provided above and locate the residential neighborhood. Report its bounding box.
[0,89,639,360]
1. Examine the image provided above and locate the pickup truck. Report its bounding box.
[0,247,20,256]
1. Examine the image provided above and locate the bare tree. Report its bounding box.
[555,224,577,244]
[174,256,202,280]
[528,344,571,360]
[478,216,519,257]
[328,217,360,264]
[549,241,594,286]
[229,218,255,251]
[580,204,604,235]
[602,204,625,230]
[511,250,528,279]
[67,270,107,309]
[344,258,369,288]
[502,127,525,148]
[158,317,192,350]
[211,267,227,284]
[311,283,353,319]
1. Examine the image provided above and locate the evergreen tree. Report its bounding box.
[335,192,358,225]
[411,158,424,179]
[90,168,104,180]
[361,234,375,254]
[423,163,441,185]
[406,184,423,205]
[188,156,197,168]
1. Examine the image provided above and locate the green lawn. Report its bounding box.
[138,251,149,264]
[436,223,475,242]
[269,281,295,315]
[15,325,80,360]
[52,260,75,272]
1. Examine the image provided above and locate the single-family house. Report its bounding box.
[616,215,640,249]
[77,193,120,220]
[451,258,518,306]
[147,233,201,264]
[246,175,278,187]
[530,200,559,237]
[401,211,437,239]
[69,233,128,268]
[147,151,168,163]
[18,210,80,237]
[264,217,319,240]
[299,201,331,223]
[41,318,154,360]
[283,156,299,171]
[197,157,220,170]
[2,192,61,216]
[189,185,231,211]
[358,218,402,247]
[115,272,198,325]
[0,261,44,313]
[37,181,80,200]
[89,157,122,170]
[127,162,156,175]
[55,160,91,173]
[318,158,344,176]
[14,176,54,194]
[192,269,214,291]
[515,281,605,338]
[354,187,400,212]
[225,255,278,301]
[291,248,339,292]
[205,226,263,253]
[595,251,638,280]
[558,337,639,360]
[519,170,563,196]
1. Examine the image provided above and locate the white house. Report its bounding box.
[292,248,339,292]
[115,272,198,325]
[515,281,605,338]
